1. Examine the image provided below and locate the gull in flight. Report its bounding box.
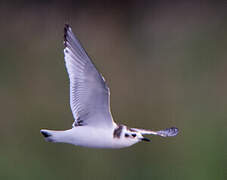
[40,24,179,149]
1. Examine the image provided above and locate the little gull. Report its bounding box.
[40,24,179,149]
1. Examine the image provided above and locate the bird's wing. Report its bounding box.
[63,24,114,128]
[131,127,179,137]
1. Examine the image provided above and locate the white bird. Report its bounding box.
[40,24,179,149]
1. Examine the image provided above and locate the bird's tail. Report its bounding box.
[40,129,73,144]
[40,129,59,142]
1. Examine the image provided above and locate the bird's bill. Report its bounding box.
[141,137,151,142]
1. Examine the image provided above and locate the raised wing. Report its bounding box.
[63,24,114,128]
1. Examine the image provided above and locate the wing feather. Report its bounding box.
[63,24,113,128]
[131,127,179,137]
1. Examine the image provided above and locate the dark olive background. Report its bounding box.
[0,1,226,180]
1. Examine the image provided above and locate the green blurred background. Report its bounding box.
[0,1,226,179]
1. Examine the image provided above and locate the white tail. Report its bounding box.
[40,129,74,144]
[40,129,59,142]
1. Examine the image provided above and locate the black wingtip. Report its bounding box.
[64,24,69,33]
[64,24,70,47]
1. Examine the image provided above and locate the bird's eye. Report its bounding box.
[125,134,129,137]
[132,134,136,137]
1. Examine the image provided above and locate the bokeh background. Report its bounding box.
[0,1,226,179]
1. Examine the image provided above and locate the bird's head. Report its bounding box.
[124,127,150,143]
[114,125,150,146]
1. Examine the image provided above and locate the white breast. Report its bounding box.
[51,126,136,149]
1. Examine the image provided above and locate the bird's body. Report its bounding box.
[42,124,140,149]
[40,24,179,149]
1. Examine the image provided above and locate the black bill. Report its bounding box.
[141,137,150,142]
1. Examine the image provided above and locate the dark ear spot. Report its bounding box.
[132,134,136,137]
[125,133,129,137]
[113,125,123,138]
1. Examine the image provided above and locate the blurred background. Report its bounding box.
[0,0,226,179]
